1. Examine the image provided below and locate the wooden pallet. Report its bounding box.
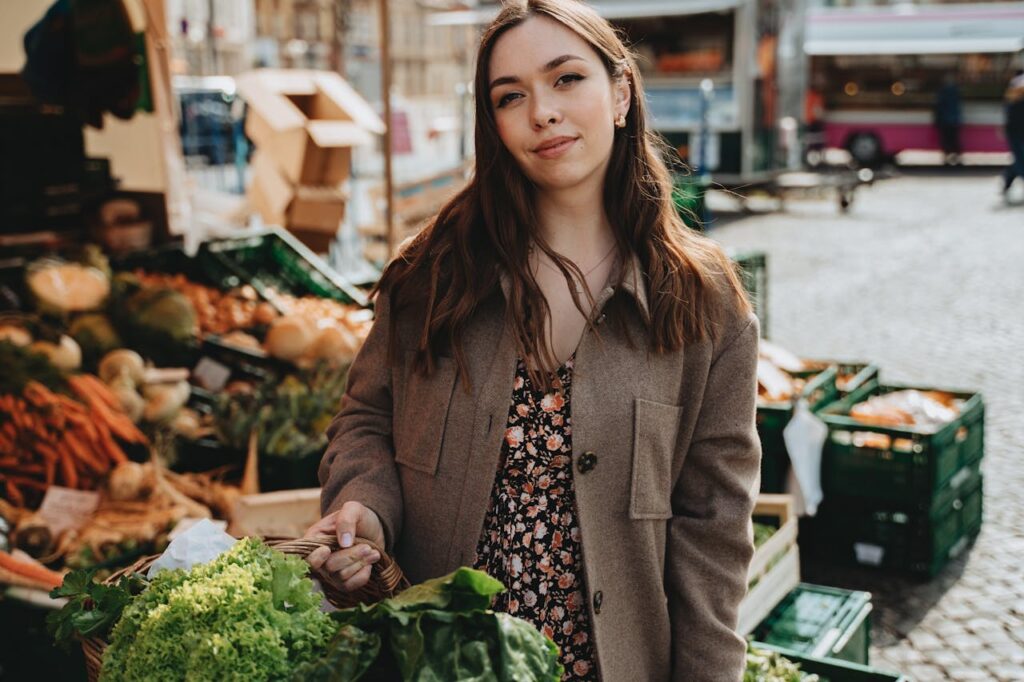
[738,493,801,635]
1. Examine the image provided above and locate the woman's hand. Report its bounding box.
[304,501,386,592]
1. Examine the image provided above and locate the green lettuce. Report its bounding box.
[99,537,335,682]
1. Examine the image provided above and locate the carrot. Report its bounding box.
[57,445,78,489]
[69,375,120,411]
[44,457,55,486]
[61,430,102,474]
[3,474,46,490]
[0,551,64,591]
[22,382,56,410]
[3,478,24,507]
[0,457,17,468]
[1,463,44,476]
[1,421,15,440]
[95,422,128,464]
[89,398,145,444]
[34,442,60,462]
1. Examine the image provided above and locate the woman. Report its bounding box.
[305,1,761,679]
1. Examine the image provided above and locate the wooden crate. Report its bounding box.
[738,494,801,635]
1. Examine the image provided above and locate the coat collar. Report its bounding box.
[497,250,650,321]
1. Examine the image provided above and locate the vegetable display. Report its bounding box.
[0,345,148,507]
[213,363,349,459]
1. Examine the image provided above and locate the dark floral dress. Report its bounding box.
[473,355,597,681]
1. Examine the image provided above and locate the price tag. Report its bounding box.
[37,487,100,536]
[193,356,231,392]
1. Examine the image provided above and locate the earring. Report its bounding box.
[615,114,626,128]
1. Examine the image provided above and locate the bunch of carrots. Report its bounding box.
[0,374,148,508]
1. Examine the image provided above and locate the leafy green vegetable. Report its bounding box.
[754,523,777,548]
[214,363,349,459]
[47,569,144,651]
[288,625,382,682]
[99,537,336,682]
[297,567,562,682]
[0,340,65,394]
[744,643,820,682]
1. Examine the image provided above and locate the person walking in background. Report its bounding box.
[1002,69,1024,199]
[934,74,963,166]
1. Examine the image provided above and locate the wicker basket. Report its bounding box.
[80,534,408,682]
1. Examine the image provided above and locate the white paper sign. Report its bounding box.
[37,487,100,536]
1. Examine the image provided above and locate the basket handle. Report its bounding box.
[273,534,408,599]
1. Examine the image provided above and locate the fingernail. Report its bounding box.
[360,546,373,558]
[370,551,380,562]
[341,533,353,548]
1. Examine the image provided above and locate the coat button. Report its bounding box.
[577,451,597,473]
[593,590,603,615]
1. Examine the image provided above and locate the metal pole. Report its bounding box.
[379,0,396,257]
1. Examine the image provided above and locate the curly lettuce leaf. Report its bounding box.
[99,538,335,682]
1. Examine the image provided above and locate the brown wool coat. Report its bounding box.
[319,254,762,681]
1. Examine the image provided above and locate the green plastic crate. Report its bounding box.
[752,583,873,665]
[204,228,368,306]
[803,471,983,577]
[831,362,879,397]
[819,381,984,504]
[757,365,840,493]
[731,250,768,338]
[750,643,908,682]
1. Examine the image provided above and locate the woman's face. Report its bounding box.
[488,16,630,194]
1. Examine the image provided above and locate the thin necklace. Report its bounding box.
[537,242,618,279]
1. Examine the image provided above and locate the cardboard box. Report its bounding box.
[248,151,346,234]
[248,151,292,226]
[288,185,346,232]
[237,69,384,186]
[288,227,338,254]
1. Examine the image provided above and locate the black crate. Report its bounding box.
[802,471,983,577]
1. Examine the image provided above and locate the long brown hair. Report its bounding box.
[374,0,750,385]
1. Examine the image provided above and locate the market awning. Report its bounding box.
[806,2,1024,56]
[428,0,744,27]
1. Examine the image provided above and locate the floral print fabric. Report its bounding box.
[474,355,597,681]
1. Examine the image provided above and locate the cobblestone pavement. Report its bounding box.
[708,167,1024,681]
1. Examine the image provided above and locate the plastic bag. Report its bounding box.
[783,399,828,516]
[147,517,237,578]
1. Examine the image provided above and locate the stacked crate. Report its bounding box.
[757,361,878,494]
[803,381,985,577]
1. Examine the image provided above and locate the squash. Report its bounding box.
[25,260,110,315]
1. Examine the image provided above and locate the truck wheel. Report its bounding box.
[847,133,883,168]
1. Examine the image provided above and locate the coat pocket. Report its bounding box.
[630,398,684,519]
[394,353,458,475]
